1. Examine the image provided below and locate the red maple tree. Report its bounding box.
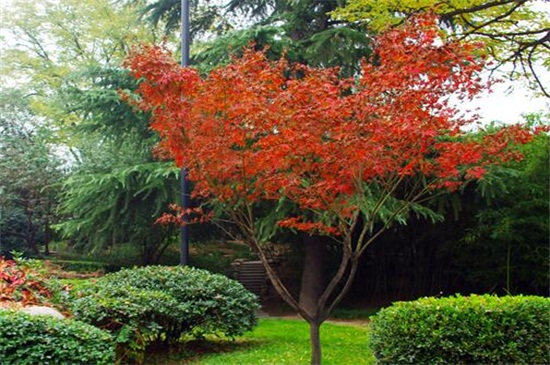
[125,15,535,364]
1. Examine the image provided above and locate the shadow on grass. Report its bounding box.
[143,338,266,364]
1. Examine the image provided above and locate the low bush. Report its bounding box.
[71,265,259,362]
[0,309,114,364]
[0,257,74,315]
[1,257,53,306]
[370,294,550,364]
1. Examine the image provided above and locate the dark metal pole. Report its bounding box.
[179,0,190,265]
[181,0,190,67]
[179,168,189,265]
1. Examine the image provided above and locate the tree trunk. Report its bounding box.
[248,230,364,365]
[309,320,322,365]
[25,217,39,256]
[299,236,330,364]
[299,235,325,317]
[43,217,51,256]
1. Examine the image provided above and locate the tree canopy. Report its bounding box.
[0,88,64,254]
[0,0,159,129]
[332,0,550,96]
[125,0,372,75]
[0,0,180,260]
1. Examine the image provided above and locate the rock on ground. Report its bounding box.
[21,306,65,319]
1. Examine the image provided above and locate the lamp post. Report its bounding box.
[179,0,190,265]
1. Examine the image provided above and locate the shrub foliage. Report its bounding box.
[370,294,550,364]
[0,257,53,306]
[71,265,259,359]
[0,309,114,364]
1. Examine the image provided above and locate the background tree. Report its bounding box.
[0,88,65,255]
[56,161,180,264]
[129,0,234,39]
[53,65,182,264]
[346,117,549,305]
[127,16,537,364]
[332,0,550,97]
[457,116,549,294]
[0,0,161,128]
[127,0,372,75]
[1,0,182,260]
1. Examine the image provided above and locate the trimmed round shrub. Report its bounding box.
[0,309,114,364]
[71,265,259,359]
[370,294,550,364]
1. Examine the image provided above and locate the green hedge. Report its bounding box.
[71,265,259,361]
[0,309,114,364]
[50,259,120,273]
[370,294,550,364]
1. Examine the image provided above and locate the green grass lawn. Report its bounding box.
[145,318,373,365]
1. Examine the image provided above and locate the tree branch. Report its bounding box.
[443,0,526,19]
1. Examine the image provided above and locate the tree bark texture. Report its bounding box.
[299,235,325,318]
[309,320,322,365]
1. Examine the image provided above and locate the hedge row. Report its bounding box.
[370,294,550,364]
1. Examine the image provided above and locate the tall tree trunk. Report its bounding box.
[300,235,325,363]
[43,217,51,256]
[299,235,325,317]
[309,320,322,365]
[25,213,39,256]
